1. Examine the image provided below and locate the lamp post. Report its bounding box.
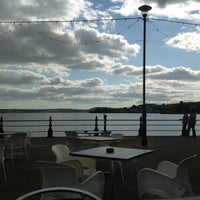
[138,5,152,146]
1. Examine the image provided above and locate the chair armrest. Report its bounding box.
[15,187,102,200]
[61,159,84,179]
[157,161,178,178]
[78,171,105,198]
[137,168,181,198]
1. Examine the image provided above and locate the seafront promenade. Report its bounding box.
[1,136,200,200]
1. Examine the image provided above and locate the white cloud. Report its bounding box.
[146,65,200,81]
[0,69,48,85]
[0,0,90,21]
[165,28,200,52]
[0,0,199,108]
[0,65,199,108]
[110,0,200,22]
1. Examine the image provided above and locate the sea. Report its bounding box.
[0,112,199,137]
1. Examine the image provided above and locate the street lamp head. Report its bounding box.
[138,5,152,17]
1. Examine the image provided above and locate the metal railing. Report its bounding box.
[0,116,199,137]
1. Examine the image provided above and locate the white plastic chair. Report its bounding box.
[65,131,92,151]
[109,133,124,147]
[110,133,124,139]
[38,161,105,199]
[5,132,29,164]
[51,144,96,177]
[65,131,78,145]
[100,131,112,137]
[52,144,74,163]
[137,154,197,199]
[65,131,78,138]
[25,131,32,149]
[67,137,85,151]
[15,187,102,200]
[0,142,7,182]
[51,144,85,179]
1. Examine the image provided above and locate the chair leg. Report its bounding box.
[11,148,14,164]
[132,159,139,173]
[24,146,29,160]
[117,161,125,184]
[2,161,7,182]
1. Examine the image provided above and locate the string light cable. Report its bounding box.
[0,17,199,47]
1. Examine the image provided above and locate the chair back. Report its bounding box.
[175,154,197,196]
[110,133,124,138]
[25,131,32,148]
[38,161,105,199]
[26,131,32,138]
[117,138,135,148]
[51,144,71,163]
[100,131,111,137]
[10,132,26,146]
[0,143,4,162]
[38,161,76,187]
[0,143,7,182]
[176,154,197,180]
[176,154,197,182]
[51,144,85,178]
[38,161,78,199]
[65,131,78,138]
[67,138,84,152]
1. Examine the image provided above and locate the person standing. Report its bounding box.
[186,110,197,138]
[181,112,188,136]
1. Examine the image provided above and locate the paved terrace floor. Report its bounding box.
[1,136,200,200]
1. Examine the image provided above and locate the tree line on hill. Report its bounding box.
[0,101,199,114]
[89,101,200,114]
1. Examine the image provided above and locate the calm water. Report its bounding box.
[0,112,199,137]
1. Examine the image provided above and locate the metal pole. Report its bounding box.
[103,114,107,131]
[138,5,151,146]
[94,116,99,136]
[47,116,53,137]
[141,14,148,146]
[0,117,4,133]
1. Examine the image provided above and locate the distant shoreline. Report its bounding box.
[0,101,199,114]
[0,109,89,113]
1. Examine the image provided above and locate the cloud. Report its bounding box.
[110,0,200,22]
[110,63,142,76]
[0,23,139,73]
[110,64,200,82]
[0,69,48,85]
[0,65,199,107]
[146,66,200,81]
[0,0,199,109]
[144,0,199,8]
[74,27,140,57]
[165,28,200,52]
[0,0,93,21]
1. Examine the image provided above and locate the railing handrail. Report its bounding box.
[0,116,199,137]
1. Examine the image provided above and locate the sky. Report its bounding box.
[0,0,200,109]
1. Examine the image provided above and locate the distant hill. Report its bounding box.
[0,101,200,114]
[89,101,200,114]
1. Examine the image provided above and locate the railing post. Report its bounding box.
[103,114,107,131]
[0,117,4,138]
[138,115,143,137]
[47,116,53,137]
[0,117,4,133]
[94,116,99,133]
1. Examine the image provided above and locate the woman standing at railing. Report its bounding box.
[181,111,188,136]
[186,110,197,138]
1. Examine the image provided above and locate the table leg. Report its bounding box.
[110,160,119,200]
